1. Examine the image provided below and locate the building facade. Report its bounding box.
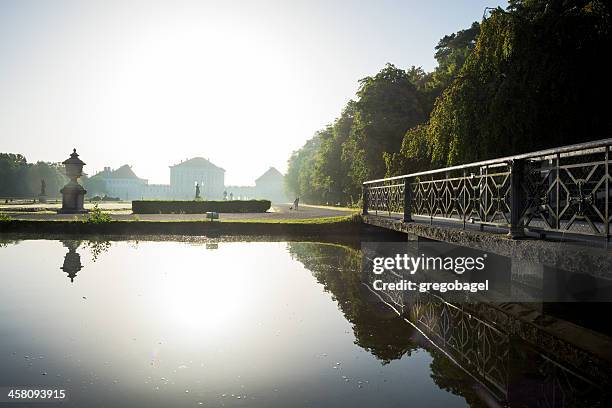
[169,158,225,199]
[94,165,148,200]
[226,167,288,203]
[91,157,226,200]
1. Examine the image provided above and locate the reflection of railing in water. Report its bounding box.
[363,138,612,240]
[286,242,612,406]
[366,281,510,401]
[365,280,607,407]
[411,292,509,398]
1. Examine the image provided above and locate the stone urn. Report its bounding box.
[58,149,88,214]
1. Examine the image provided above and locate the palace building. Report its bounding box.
[94,165,148,201]
[169,157,225,199]
[90,158,287,203]
[225,167,288,202]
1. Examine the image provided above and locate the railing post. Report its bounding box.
[509,159,526,238]
[605,146,609,242]
[362,184,368,215]
[403,177,412,222]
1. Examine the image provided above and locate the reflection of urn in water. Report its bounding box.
[57,149,88,214]
[61,241,83,283]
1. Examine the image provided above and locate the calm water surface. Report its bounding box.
[0,239,471,407]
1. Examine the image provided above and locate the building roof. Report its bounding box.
[110,165,140,179]
[91,168,112,179]
[94,165,145,180]
[170,157,225,172]
[255,167,284,184]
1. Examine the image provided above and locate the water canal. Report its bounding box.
[0,237,610,407]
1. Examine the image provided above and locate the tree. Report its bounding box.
[286,102,359,205]
[385,23,481,176]
[26,162,67,197]
[422,0,611,167]
[345,64,427,184]
[288,0,611,202]
[0,155,68,198]
[285,135,323,201]
[82,174,109,197]
[0,153,29,196]
[311,102,357,204]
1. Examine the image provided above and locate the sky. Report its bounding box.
[0,0,507,186]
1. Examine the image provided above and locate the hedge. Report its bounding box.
[132,200,271,214]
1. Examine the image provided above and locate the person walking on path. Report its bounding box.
[291,197,299,210]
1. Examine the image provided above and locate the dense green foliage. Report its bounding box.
[286,0,610,204]
[0,153,107,198]
[132,200,272,214]
[0,154,68,198]
[286,21,480,204]
[403,0,611,169]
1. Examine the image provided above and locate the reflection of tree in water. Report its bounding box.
[287,242,418,363]
[0,238,20,248]
[85,240,111,262]
[287,242,505,406]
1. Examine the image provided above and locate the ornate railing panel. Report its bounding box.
[363,139,611,239]
[410,163,512,226]
[367,182,404,215]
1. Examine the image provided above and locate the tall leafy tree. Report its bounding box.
[311,102,357,204]
[285,135,323,202]
[423,0,611,167]
[0,155,68,197]
[0,153,29,196]
[344,64,427,184]
[26,162,68,197]
[385,23,481,176]
[287,0,611,204]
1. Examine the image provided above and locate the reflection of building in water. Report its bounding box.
[60,241,82,283]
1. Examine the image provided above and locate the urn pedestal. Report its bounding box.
[58,182,87,214]
[58,149,88,214]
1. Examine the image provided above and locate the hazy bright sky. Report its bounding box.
[0,0,507,185]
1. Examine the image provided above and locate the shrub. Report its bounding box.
[83,204,112,223]
[132,200,271,214]
[0,213,12,222]
[89,195,120,202]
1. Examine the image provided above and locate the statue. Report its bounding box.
[38,179,47,203]
[58,149,88,214]
[195,183,201,199]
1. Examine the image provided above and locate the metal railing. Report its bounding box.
[363,138,612,239]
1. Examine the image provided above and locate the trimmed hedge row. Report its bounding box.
[132,200,271,214]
